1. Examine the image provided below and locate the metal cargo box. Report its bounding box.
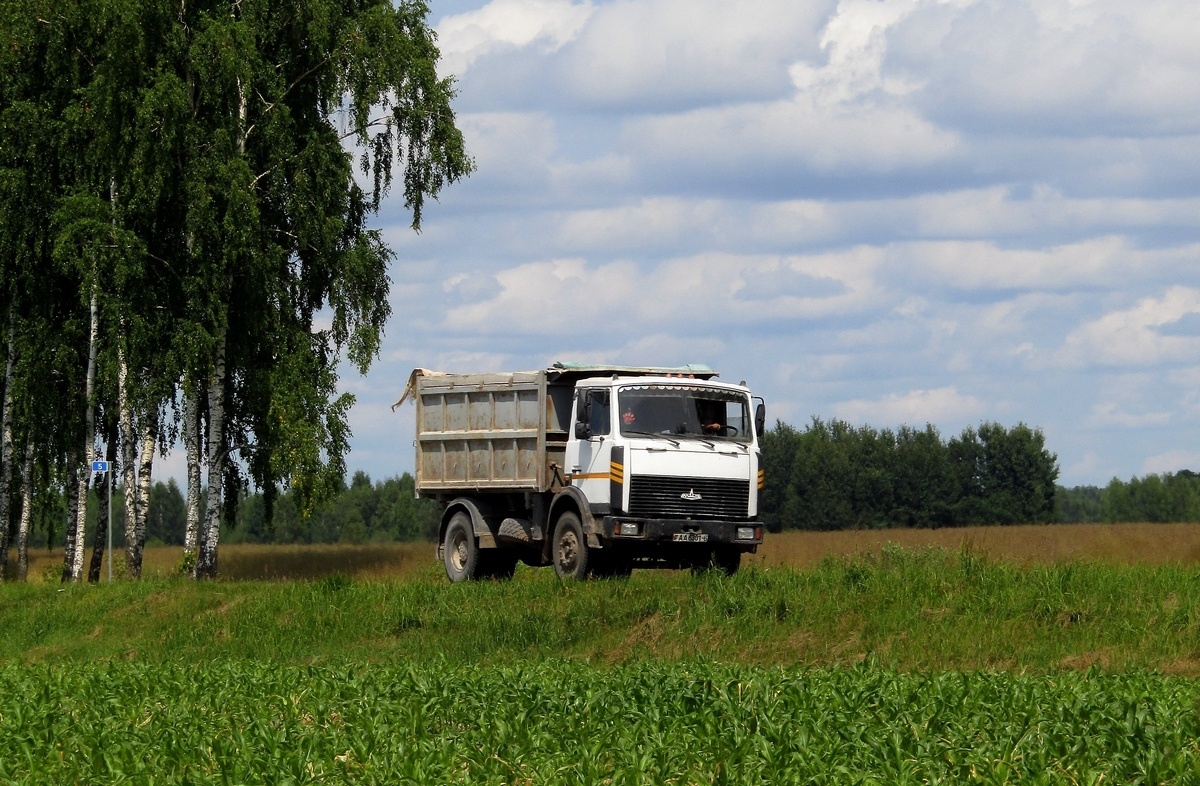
[412,370,568,493]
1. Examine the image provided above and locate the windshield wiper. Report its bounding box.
[623,430,680,447]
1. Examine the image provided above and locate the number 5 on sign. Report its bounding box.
[91,460,109,473]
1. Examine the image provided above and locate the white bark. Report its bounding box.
[87,454,109,583]
[195,328,227,579]
[118,340,137,572]
[16,441,32,581]
[0,317,14,574]
[183,378,202,557]
[131,410,155,578]
[66,273,100,582]
[62,463,78,582]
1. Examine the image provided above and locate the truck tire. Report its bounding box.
[552,511,591,580]
[443,512,479,582]
[714,547,742,575]
[693,547,741,576]
[592,550,633,579]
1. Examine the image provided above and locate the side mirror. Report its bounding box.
[574,421,592,440]
[754,401,766,438]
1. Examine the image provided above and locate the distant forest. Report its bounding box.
[10,421,1200,550]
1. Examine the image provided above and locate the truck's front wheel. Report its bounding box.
[552,512,590,580]
[443,512,478,582]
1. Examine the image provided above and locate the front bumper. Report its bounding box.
[599,515,763,548]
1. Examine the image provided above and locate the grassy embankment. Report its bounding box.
[5,533,1200,671]
[19,521,1200,583]
[6,525,1200,783]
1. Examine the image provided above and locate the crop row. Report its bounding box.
[2,660,1197,784]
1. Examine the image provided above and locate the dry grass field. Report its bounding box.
[19,542,437,583]
[17,522,1200,582]
[750,522,1200,569]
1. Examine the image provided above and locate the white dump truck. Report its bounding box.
[398,362,765,581]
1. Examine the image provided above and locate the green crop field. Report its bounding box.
[5,545,1200,783]
[3,661,1197,784]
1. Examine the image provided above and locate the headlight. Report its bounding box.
[736,526,755,540]
[615,522,640,536]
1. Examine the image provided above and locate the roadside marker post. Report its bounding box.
[91,460,112,581]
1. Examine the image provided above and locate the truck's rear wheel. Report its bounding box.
[443,512,478,582]
[552,512,590,580]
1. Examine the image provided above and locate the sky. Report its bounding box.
[334,0,1200,489]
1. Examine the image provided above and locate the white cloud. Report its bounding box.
[834,387,985,426]
[896,237,1147,292]
[1142,450,1200,477]
[436,0,594,76]
[439,247,889,339]
[627,92,958,178]
[456,112,560,190]
[889,0,1200,134]
[788,0,926,105]
[1060,287,1200,369]
[558,0,833,109]
[442,258,638,335]
[1089,402,1172,429]
[615,0,963,176]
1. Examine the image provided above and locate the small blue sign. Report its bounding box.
[91,460,110,473]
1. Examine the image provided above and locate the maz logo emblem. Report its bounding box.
[680,489,703,502]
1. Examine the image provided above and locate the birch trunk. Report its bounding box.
[195,328,226,579]
[62,463,78,582]
[16,441,32,581]
[182,378,202,559]
[118,340,138,574]
[88,424,117,582]
[87,470,108,583]
[65,275,100,582]
[130,410,156,578]
[0,317,15,575]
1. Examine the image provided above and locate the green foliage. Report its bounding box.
[0,0,471,576]
[1055,470,1200,524]
[762,418,1058,530]
[225,472,438,545]
[1055,484,1104,522]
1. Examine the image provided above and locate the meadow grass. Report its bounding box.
[5,545,1200,673]
[18,522,1200,585]
[8,541,1200,783]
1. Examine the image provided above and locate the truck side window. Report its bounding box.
[585,389,610,436]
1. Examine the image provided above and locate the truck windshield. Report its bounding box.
[617,385,752,443]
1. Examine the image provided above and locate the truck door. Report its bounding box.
[567,388,612,508]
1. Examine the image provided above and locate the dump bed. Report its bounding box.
[409,370,572,493]
[401,363,719,495]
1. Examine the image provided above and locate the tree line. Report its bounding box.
[10,472,436,562]
[8,417,1199,569]
[760,418,1059,531]
[1055,471,1200,524]
[0,0,469,581]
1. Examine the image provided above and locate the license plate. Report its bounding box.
[672,533,709,543]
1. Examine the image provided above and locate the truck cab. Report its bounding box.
[561,375,764,576]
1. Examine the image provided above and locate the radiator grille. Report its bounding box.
[628,475,750,520]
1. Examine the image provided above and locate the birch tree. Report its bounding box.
[0,0,470,580]
[175,0,470,578]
